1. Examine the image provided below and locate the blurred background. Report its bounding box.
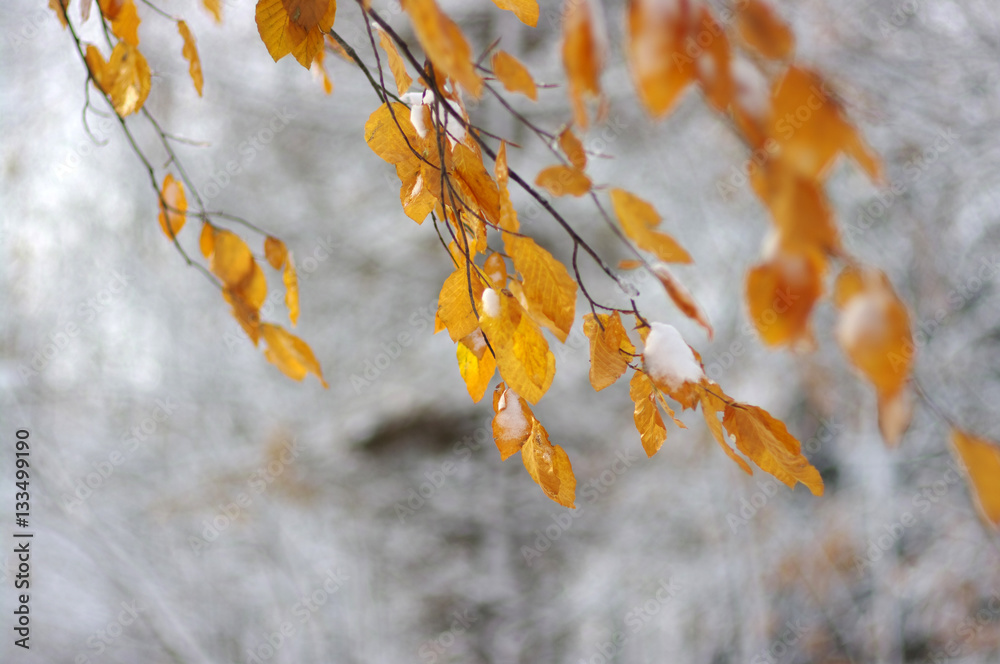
[2,0,1000,662]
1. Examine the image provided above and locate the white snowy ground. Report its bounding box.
[2,0,1000,662]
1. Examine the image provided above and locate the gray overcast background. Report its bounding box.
[2,0,1000,662]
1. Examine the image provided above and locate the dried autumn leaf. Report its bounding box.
[561,0,605,128]
[723,403,824,495]
[492,50,537,101]
[951,429,1000,528]
[109,0,140,47]
[558,127,587,170]
[256,0,337,68]
[199,222,215,258]
[489,0,538,26]
[609,188,692,263]
[177,20,204,96]
[505,236,577,342]
[736,0,795,60]
[85,45,112,92]
[750,159,840,255]
[535,165,591,197]
[98,0,125,20]
[401,0,482,96]
[283,254,300,326]
[492,384,533,459]
[202,0,222,23]
[157,174,187,239]
[651,264,713,339]
[699,387,752,475]
[310,46,334,94]
[522,420,576,508]
[264,236,288,269]
[745,248,825,348]
[453,143,501,225]
[629,371,667,457]
[50,0,69,27]
[437,265,486,342]
[583,312,635,391]
[626,0,695,118]
[260,323,328,387]
[377,27,413,96]
[878,387,912,448]
[209,229,254,288]
[458,329,496,403]
[482,291,554,404]
[104,42,152,116]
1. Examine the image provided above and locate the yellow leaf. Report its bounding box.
[878,387,912,448]
[209,229,254,288]
[484,293,555,404]
[105,42,151,116]
[492,383,532,459]
[699,387,753,475]
[951,429,1000,528]
[492,50,537,101]
[457,329,496,402]
[264,236,288,269]
[494,140,510,192]
[626,0,694,118]
[535,164,591,197]
[495,142,520,233]
[310,47,334,94]
[157,174,187,239]
[745,249,825,349]
[224,286,262,344]
[609,188,692,263]
[521,419,576,508]
[199,222,215,258]
[483,252,508,288]
[365,102,421,165]
[401,0,482,96]
[283,254,300,326]
[561,0,604,128]
[202,0,222,23]
[629,370,667,457]
[437,266,486,342]
[377,27,413,96]
[453,143,500,225]
[50,0,69,27]
[583,312,635,391]
[558,126,586,170]
[85,45,111,92]
[177,20,204,96]
[651,264,713,339]
[736,0,795,60]
[722,403,824,495]
[750,160,840,255]
[505,236,577,342]
[109,0,140,46]
[255,0,337,68]
[260,323,328,387]
[489,0,538,27]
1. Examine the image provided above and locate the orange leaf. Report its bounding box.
[951,429,1000,528]
[629,370,667,457]
[492,384,533,459]
[505,236,577,342]
[437,265,486,342]
[199,222,215,258]
[745,248,825,349]
[50,0,69,27]
[109,0,140,46]
[209,229,255,288]
[177,20,204,96]
[750,159,840,255]
[699,387,752,475]
[651,264,713,339]
[609,188,692,263]
[492,50,537,101]
[626,0,695,118]
[260,323,328,387]
[103,42,151,116]
[558,126,587,170]
[489,0,538,26]
[561,0,604,128]
[264,236,288,269]
[157,174,187,239]
[521,419,576,508]
[535,164,591,197]
[583,312,635,391]
[401,0,482,96]
[283,254,300,326]
[255,0,337,68]
[736,0,795,60]
[458,329,496,403]
[202,0,222,23]
[377,27,413,96]
[482,290,554,404]
[722,403,824,495]
[453,143,501,225]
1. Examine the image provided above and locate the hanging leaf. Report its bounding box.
[437,265,486,342]
[609,188,692,263]
[283,254,300,326]
[400,0,482,96]
[626,0,694,118]
[199,222,215,258]
[92,42,151,116]
[209,229,255,288]
[481,290,555,404]
[377,27,413,96]
[157,174,187,239]
[583,312,635,391]
[521,419,576,508]
[492,383,533,459]
[177,20,204,96]
[629,370,667,457]
[457,329,496,402]
[535,165,591,197]
[651,264,713,339]
[505,236,577,342]
[264,236,288,270]
[561,0,604,128]
[745,248,825,349]
[700,387,753,475]
[558,126,587,170]
[951,429,1000,528]
[255,0,337,68]
[489,0,538,27]
[109,0,140,46]
[492,50,537,101]
[260,323,328,387]
[735,0,795,60]
[202,0,222,23]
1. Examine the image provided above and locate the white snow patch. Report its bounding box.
[482,288,501,318]
[410,104,428,139]
[732,57,770,120]
[495,389,530,439]
[643,323,704,389]
[836,291,889,349]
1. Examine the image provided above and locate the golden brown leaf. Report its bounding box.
[157,174,187,239]
[750,159,840,255]
[437,266,486,342]
[101,42,151,116]
[521,420,576,508]
[264,236,288,270]
[609,188,692,263]
[505,236,577,342]
[951,429,1000,528]
[736,0,795,60]
[377,27,413,96]
[256,0,337,68]
[558,127,587,170]
[583,312,635,391]
[177,20,204,96]
[722,403,824,495]
[489,0,538,26]
[699,387,752,475]
[50,0,69,27]
[199,222,215,258]
[453,143,501,225]
[651,264,713,339]
[310,47,334,95]
[745,248,825,348]
[109,0,140,46]
[209,229,255,288]
[458,329,496,403]
[283,254,300,326]
[202,0,222,23]
[85,45,111,92]
[260,323,328,387]
[561,0,604,128]
[401,0,482,96]
[492,50,537,101]
[482,291,554,404]
[626,0,695,118]
[492,384,533,459]
[484,252,508,288]
[535,165,591,197]
[629,370,667,457]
